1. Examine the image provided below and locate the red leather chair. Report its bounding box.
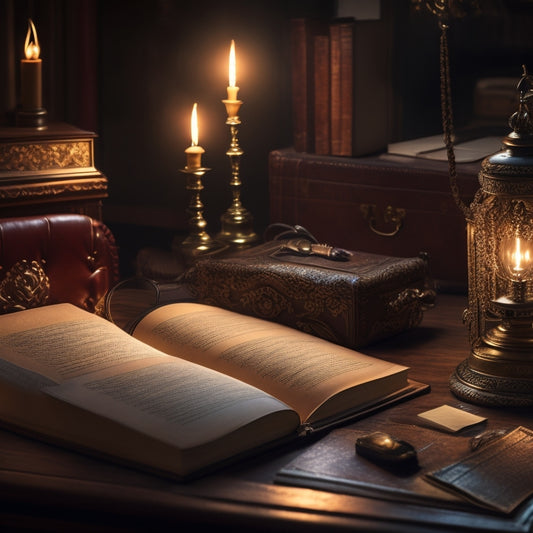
[0,214,119,314]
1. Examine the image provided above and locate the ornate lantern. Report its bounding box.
[416,0,533,406]
[449,66,533,406]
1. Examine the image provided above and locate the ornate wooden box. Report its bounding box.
[180,239,435,349]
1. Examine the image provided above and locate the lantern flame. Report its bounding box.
[191,103,199,147]
[512,237,530,273]
[24,19,40,60]
[229,40,236,88]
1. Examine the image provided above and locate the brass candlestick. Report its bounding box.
[173,164,219,258]
[174,103,224,260]
[217,97,259,246]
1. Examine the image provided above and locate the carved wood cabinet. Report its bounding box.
[0,122,107,220]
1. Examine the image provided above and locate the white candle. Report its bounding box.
[185,103,205,169]
[226,40,239,101]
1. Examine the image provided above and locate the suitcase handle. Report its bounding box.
[361,204,405,238]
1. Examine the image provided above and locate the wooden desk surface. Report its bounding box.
[2,294,533,532]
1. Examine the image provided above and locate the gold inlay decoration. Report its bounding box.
[0,260,50,313]
[0,141,92,171]
[0,178,107,201]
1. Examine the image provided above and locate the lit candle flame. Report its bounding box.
[514,237,523,272]
[24,19,40,60]
[185,102,204,169]
[512,237,531,273]
[229,40,236,88]
[191,103,199,147]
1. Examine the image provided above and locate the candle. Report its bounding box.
[226,40,239,101]
[20,19,42,111]
[185,103,205,169]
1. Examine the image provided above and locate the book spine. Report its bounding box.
[313,33,330,156]
[329,22,342,156]
[350,19,390,157]
[339,21,354,157]
[290,18,315,153]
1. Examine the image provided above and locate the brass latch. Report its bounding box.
[360,204,405,237]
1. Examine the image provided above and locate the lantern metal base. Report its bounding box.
[450,294,533,406]
[450,356,533,407]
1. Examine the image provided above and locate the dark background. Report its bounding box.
[2,0,533,275]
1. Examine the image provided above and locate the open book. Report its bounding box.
[0,302,427,479]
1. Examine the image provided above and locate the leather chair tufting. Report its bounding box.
[0,214,119,314]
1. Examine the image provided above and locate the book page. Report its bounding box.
[418,137,502,163]
[387,135,502,163]
[133,303,408,424]
[0,303,168,383]
[0,303,299,474]
[387,134,444,157]
[45,357,297,450]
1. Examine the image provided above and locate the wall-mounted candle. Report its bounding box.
[20,19,42,111]
[227,40,239,101]
[185,103,205,169]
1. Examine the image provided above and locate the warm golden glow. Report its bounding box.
[500,235,533,281]
[24,19,40,60]
[190,103,199,146]
[229,40,236,88]
[511,237,530,274]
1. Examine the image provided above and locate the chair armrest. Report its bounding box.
[0,214,119,314]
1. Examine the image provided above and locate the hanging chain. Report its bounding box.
[439,17,471,219]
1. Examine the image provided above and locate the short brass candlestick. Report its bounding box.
[217,99,259,246]
[174,164,219,257]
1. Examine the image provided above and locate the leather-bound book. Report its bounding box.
[329,21,342,155]
[290,18,318,153]
[313,32,331,155]
[331,16,392,157]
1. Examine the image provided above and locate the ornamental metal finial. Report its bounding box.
[508,65,533,137]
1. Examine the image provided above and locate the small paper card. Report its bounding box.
[426,426,533,513]
[417,405,486,433]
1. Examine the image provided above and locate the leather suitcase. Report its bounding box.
[180,235,435,349]
[268,148,481,292]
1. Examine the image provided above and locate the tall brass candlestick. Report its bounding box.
[217,40,258,246]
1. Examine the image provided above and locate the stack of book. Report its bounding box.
[290,16,392,158]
